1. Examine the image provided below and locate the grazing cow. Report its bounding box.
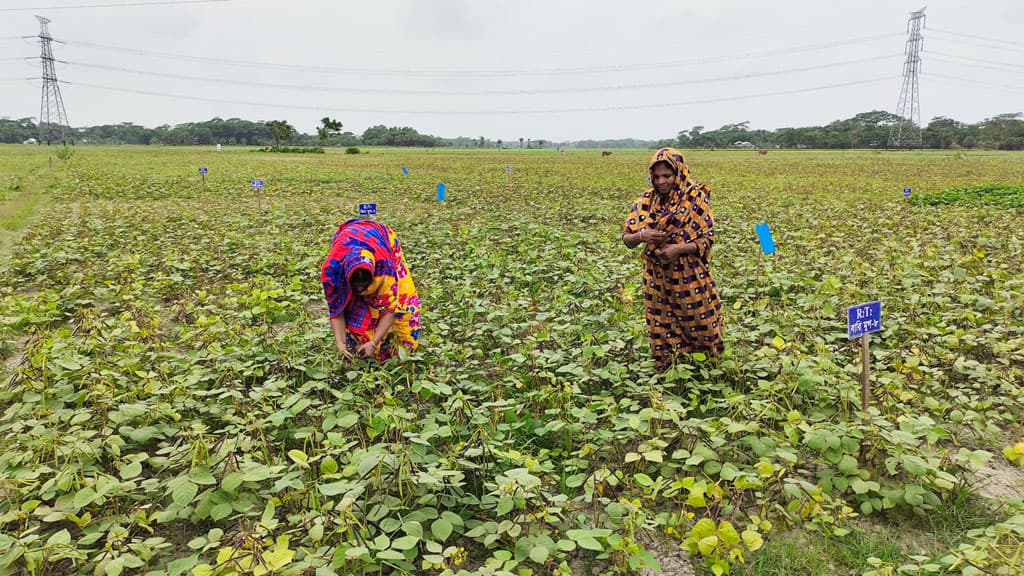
[601,150,613,157]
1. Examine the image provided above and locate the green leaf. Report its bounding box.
[968,450,993,469]
[719,462,741,481]
[837,454,859,475]
[402,521,423,538]
[47,529,72,547]
[210,503,233,522]
[431,518,453,542]
[496,496,514,515]
[317,481,355,496]
[172,481,199,508]
[376,549,405,561]
[119,461,142,480]
[189,467,216,486]
[565,473,586,488]
[345,546,369,559]
[574,535,602,551]
[221,472,243,493]
[902,455,928,476]
[530,544,549,564]
[320,456,338,475]
[337,413,359,428]
[357,453,382,477]
[566,530,604,551]
[167,554,199,576]
[105,556,125,576]
[73,487,96,509]
[287,450,308,466]
[391,535,419,550]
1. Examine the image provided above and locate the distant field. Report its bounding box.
[1,145,1022,576]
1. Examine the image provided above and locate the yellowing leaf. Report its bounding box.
[771,335,786,350]
[697,535,719,556]
[742,529,764,551]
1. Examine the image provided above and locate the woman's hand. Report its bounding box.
[654,242,699,263]
[642,229,669,245]
[356,341,376,359]
[654,243,683,263]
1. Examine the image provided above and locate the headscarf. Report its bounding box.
[321,219,398,323]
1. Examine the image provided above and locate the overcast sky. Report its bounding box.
[1,0,1021,141]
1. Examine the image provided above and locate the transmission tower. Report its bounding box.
[36,15,72,146]
[888,8,925,149]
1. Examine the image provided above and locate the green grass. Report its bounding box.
[735,490,1005,576]
[0,167,51,255]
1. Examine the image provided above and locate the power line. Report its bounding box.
[922,72,1024,94]
[924,51,1024,75]
[929,27,1024,48]
[58,32,904,78]
[58,53,901,96]
[0,0,230,11]
[925,49,1024,69]
[52,75,898,115]
[928,34,1024,55]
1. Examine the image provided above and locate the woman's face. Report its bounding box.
[650,162,676,194]
[350,269,372,294]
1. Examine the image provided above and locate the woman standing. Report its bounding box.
[321,219,421,361]
[622,148,723,370]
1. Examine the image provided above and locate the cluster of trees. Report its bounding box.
[673,111,1024,150]
[361,125,446,147]
[2,111,1023,149]
[447,137,548,149]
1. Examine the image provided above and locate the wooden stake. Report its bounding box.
[860,333,870,413]
[201,173,206,191]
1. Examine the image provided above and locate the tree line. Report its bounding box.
[1,110,1022,150]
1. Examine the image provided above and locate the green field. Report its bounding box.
[1,145,1023,576]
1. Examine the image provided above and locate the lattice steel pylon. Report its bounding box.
[888,8,925,149]
[36,15,72,146]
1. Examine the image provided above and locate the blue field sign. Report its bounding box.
[251,179,264,189]
[755,222,776,255]
[848,300,882,339]
[359,203,377,216]
[903,187,912,197]
[506,165,513,173]
[198,167,208,174]
[401,166,409,176]
[437,182,446,201]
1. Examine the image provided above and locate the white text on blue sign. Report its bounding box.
[847,301,882,339]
